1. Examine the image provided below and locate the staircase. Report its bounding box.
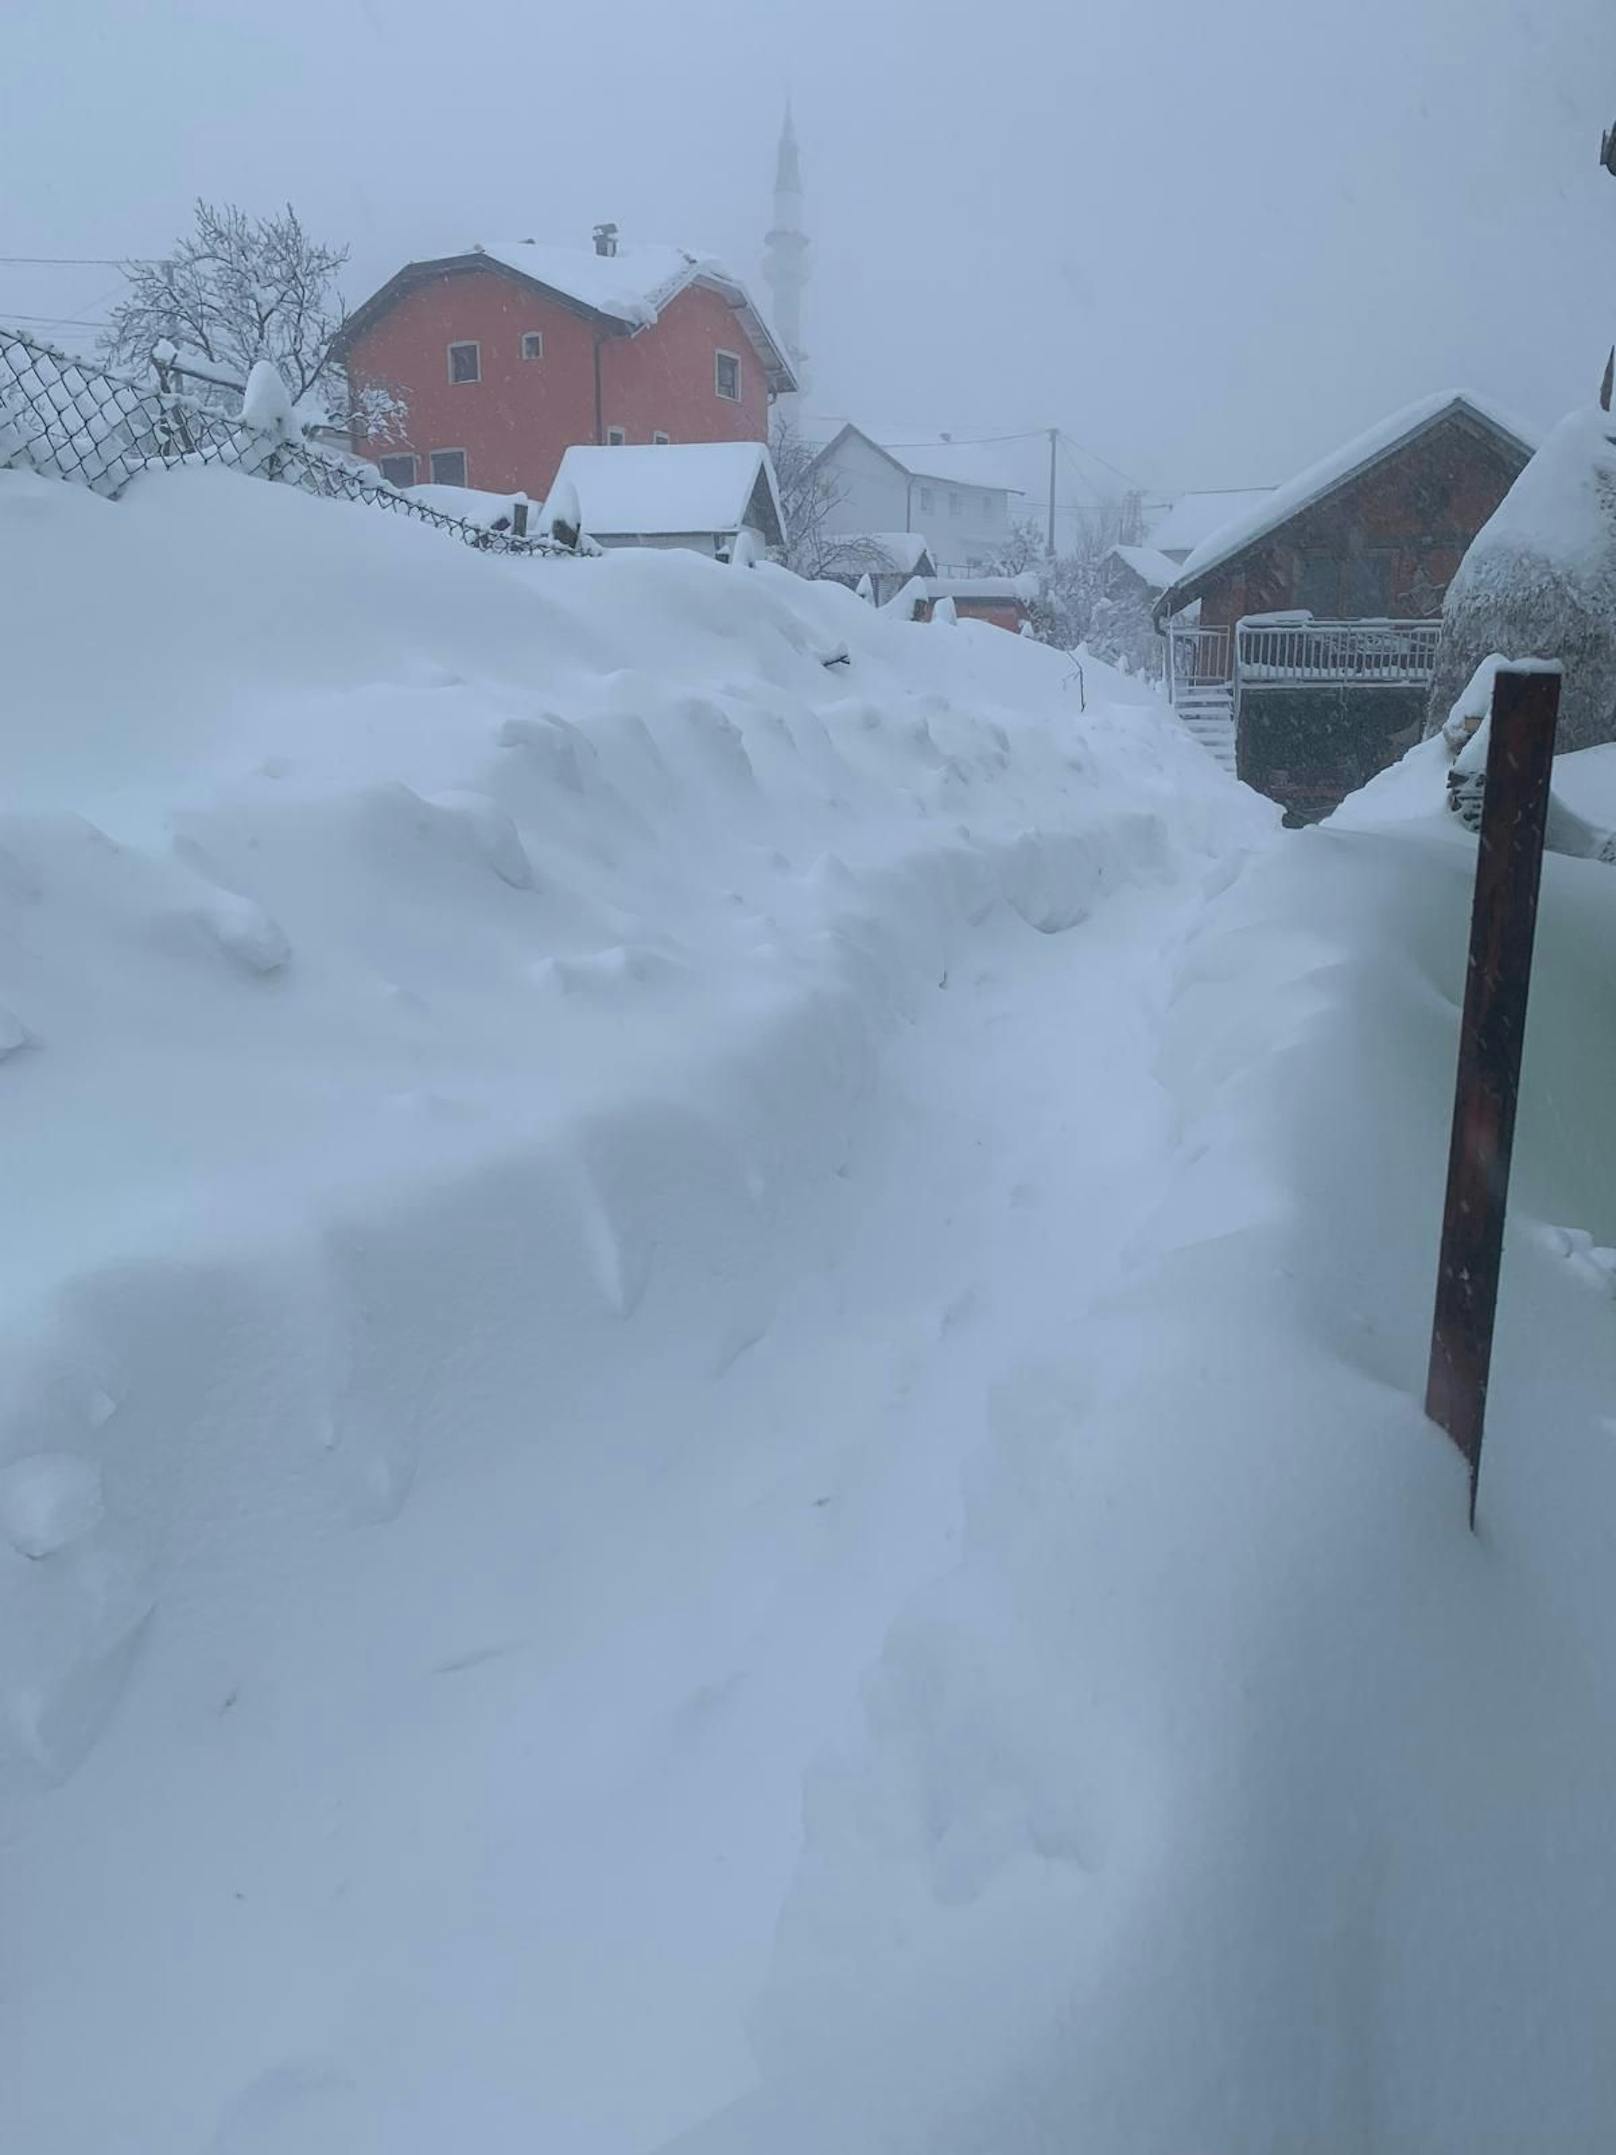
[1174,682,1237,776]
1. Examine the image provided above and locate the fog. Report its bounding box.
[6,0,1613,507]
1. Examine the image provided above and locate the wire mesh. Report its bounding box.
[0,326,572,558]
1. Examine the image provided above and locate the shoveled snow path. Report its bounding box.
[98,869,1193,2155]
[371,874,1191,2155]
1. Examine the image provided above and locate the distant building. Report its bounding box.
[804,422,1019,574]
[1100,543,1180,610]
[1154,391,1534,818]
[548,440,785,559]
[886,571,1040,634]
[337,231,796,502]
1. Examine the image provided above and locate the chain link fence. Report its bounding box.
[0,326,573,558]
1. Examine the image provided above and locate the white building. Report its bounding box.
[805,422,1019,575]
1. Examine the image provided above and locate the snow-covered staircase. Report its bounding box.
[1174,684,1237,775]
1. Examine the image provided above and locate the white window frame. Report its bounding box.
[652,430,670,446]
[429,448,469,486]
[447,340,481,384]
[378,452,418,489]
[605,426,627,446]
[520,330,544,362]
[949,490,962,516]
[714,348,742,402]
[918,486,934,513]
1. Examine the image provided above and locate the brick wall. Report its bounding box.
[1195,413,1525,633]
[346,266,770,502]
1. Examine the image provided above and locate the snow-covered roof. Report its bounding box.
[475,240,722,329]
[1147,490,1273,558]
[343,239,796,393]
[804,419,1022,498]
[1106,543,1180,593]
[924,574,1039,604]
[843,532,935,574]
[550,441,784,543]
[1165,392,1537,600]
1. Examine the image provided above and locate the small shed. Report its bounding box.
[547,440,785,558]
[888,573,1038,633]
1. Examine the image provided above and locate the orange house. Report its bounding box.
[337,230,796,501]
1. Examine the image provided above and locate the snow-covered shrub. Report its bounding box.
[1425,407,1616,753]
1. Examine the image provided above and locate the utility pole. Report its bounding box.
[1047,426,1058,554]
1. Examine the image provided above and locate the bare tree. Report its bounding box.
[979,497,1145,652]
[101,200,403,441]
[770,417,889,582]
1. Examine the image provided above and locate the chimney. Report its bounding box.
[592,222,619,258]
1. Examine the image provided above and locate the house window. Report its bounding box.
[447,341,480,384]
[949,491,962,516]
[652,430,670,445]
[918,487,934,513]
[606,427,627,446]
[715,349,742,401]
[521,331,543,361]
[379,453,417,489]
[429,448,468,486]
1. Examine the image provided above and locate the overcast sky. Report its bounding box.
[6,0,1613,518]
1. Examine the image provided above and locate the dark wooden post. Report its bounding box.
[1425,663,1561,1525]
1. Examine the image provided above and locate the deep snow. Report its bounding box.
[8,459,1616,2155]
[0,463,1264,2154]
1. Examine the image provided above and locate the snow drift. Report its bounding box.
[0,462,1266,2155]
[676,740,1616,2155]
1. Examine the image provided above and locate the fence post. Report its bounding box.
[1424,663,1561,1525]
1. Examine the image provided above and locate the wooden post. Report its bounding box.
[1425,663,1561,1525]
[511,500,529,538]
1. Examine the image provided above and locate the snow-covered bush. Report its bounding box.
[1425,406,1616,753]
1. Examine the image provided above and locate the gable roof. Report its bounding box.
[1160,391,1536,614]
[1146,489,1274,559]
[1105,542,1180,593]
[340,241,796,394]
[550,441,785,545]
[805,420,1022,498]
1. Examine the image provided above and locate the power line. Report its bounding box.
[2,312,112,329]
[0,255,146,267]
[1057,430,1147,493]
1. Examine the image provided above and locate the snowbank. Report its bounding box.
[676,754,1616,2154]
[0,461,1263,2155]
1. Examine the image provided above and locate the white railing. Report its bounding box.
[1235,618,1441,687]
[1164,624,1231,703]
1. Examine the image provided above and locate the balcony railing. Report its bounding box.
[1164,624,1231,700]
[1235,618,1441,687]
